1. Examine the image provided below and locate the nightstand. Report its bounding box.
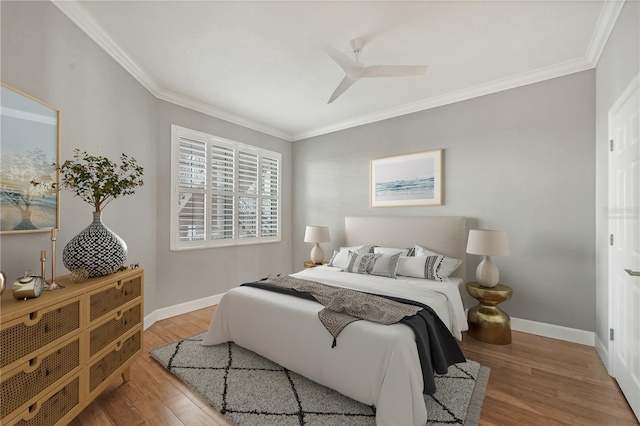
[304,260,328,269]
[466,282,513,345]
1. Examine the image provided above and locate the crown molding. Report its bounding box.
[51,0,295,142]
[291,57,594,141]
[586,0,626,66]
[51,0,614,143]
[156,89,295,141]
[51,0,162,97]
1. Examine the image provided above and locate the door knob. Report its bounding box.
[625,269,640,276]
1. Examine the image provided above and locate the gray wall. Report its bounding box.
[293,71,596,331]
[0,1,293,316]
[1,1,159,314]
[155,101,292,310]
[594,2,640,350]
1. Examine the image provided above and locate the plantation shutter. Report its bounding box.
[210,144,235,240]
[238,150,258,239]
[177,137,206,242]
[171,125,281,250]
[261,155,279,237]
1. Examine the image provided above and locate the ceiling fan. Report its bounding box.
[318,38,428,104]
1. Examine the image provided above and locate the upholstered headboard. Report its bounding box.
[344,216,467,281]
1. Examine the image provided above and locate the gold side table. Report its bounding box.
[466,282,513,345]
[304,260,328,269]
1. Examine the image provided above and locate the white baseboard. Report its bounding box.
[144,310,157,330]
[511,317,595,346]
[595,334,611,373]
[144,292,225,330]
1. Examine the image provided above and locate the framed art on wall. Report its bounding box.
[0,82,60,234]
[370,149,442,207]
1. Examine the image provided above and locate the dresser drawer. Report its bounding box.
[6,375,80,426]
[89,276,142,323]
[89,328,141,393]
[90,302,142,358]
[1,299,81,370]
[1,337,80,421]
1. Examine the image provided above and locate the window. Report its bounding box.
[171,125,281,250]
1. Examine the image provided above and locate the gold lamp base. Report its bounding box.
[466,282,513,345]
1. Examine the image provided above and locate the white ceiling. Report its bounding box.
[54,1,620,141]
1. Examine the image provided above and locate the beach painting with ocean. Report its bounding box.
[371,150,442,207]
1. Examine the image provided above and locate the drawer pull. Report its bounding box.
[115,340,124,352]
[25,310,43,326]
[114,310,124,321]
[115,281,124,290]
[23,400,42,420]
[24,355,42,373]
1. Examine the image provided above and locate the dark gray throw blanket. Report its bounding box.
[241,276,466,395]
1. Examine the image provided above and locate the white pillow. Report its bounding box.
[414,245,463,280]
[373,247,411,256]
[356,245,375,254]
[328,245,374,268]
[342,251,378,274]
[370,252,401,278]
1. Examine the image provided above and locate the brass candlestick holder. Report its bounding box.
[40,250,46,280]
[46,228,64,290]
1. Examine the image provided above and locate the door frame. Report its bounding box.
[607,72,640,373]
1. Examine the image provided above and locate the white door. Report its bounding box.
[610,75,640,422]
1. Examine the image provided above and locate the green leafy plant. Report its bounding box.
[33,149,144,212]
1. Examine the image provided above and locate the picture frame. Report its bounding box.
[370,149,442,207]
[1,82,60,234]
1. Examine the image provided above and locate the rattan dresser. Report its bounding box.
[0,268,144,426]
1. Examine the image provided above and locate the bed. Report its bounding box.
[203,216,468,425]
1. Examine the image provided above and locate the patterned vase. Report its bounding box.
[63,211,127,277]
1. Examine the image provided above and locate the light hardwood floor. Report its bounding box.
[70,306,638,426]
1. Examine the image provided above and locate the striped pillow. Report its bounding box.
[415,245,462,281]
[342,251,378,275]
[397,255,442,280]
[329,245,375,268]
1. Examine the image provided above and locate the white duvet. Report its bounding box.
[203,266,468,426]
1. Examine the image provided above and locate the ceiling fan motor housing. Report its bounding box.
[350,38,365,53]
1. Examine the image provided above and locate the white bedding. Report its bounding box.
[202,266,468,426]
[293,266,467,340]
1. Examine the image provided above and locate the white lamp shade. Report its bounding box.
[304,225,330,243]
[466,229,510,256]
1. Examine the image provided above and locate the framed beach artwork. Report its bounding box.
[0,82,60,234]
[370,149,442,207]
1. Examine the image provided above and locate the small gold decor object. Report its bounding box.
[12,270,44,300]
[70,268,89,283]
[40,250,46,280]
[0,271,6,294]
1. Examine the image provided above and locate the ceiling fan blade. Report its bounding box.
[363,65,428,78]
[316,41,362,76]
[328,75,359,104]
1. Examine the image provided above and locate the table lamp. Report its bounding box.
[466,229,510,288]
[304,225,331,264]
